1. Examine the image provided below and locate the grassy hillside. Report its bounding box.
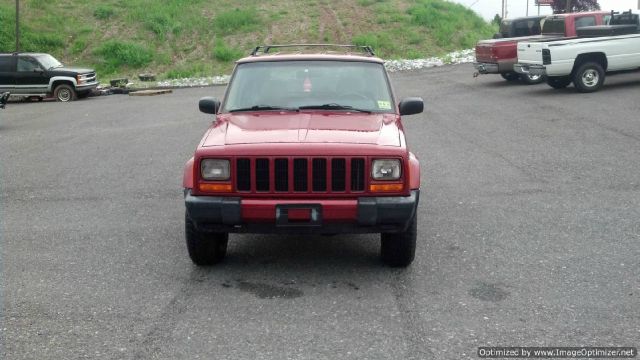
[0,0,495,80]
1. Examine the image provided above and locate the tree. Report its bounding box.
[492,14,502,27]
[551,0,600,14]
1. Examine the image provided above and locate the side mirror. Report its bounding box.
[199,97,220,115]
[399,97,424,116]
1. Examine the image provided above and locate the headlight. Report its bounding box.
[201,159,230,180]
[371,159,401,180]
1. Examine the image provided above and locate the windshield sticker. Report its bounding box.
[377,100,391,109]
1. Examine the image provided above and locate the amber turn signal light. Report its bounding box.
[199,183,233,192]
[369,183,404,192]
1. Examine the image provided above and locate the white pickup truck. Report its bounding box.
[514,18,640,92]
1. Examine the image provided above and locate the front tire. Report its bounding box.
[500,72,520,82]
[185,212,228,266]
[546,76,572,89]
[54,84,77,102]
[572,62,605,93]
[380,213,417,267]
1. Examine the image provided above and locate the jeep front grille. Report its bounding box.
[235,157,367,193]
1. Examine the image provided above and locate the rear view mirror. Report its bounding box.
[399,97,424,116]
[199,97,220,114]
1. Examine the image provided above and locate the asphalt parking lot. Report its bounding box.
[1,64,639,359]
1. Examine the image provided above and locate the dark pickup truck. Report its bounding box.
[493,15,546,39]
[0,53,98,102]
[474,11,610,84]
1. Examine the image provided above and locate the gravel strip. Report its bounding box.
[117,49,476,89]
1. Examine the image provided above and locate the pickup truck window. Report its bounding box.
[223,61,394,113]
[499,21,512,37]
[542,18,565,34]
[0,57,13,72]
[514,21,532,36]
[575,16,596,28]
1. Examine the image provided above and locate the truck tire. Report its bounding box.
[500,72,520,82]
[380,213,417,267]
[520,73,545,85]
[54,84,77,102]
[572,62,605,93]
[185,212,228,266]
[546,76,572,89]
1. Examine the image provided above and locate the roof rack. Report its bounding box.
[250,44,375,56]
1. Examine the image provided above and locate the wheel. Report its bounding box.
[185,212,228,266]
[520,72,545,85]
[380,213,417,267]
[572,62,605,93]
[500,72,520,82]
[546,76,572,89]
[54,84,77,102]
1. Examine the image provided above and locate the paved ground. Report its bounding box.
[1,64,639,359]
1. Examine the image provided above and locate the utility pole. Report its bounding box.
[502,0,505,19]
[526,0,529,16]
[565,0,571,13]
[15,0,20,52]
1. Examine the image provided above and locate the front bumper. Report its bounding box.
[76,81,99,93]
[184,190,419,234]
[514,63,547,77]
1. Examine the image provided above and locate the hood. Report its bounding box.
[202,112,401,147]
[52,67,95,74]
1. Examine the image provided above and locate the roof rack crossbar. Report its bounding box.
[250,44,375,56]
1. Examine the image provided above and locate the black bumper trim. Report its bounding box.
[184,190,419,234]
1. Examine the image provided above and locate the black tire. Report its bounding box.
[54,84,77,102]
[546,76,572,89]
[500,72,520,82]
[572,62,605,93]
[380,213,417,267]
[520,72,545,85]
[185,212,228,266]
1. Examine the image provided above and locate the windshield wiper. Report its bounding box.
[229,105,299,113]
[298,103,372,113]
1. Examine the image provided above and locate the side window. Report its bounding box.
[17,57,42,72]
[0,56,14,72]
[603,15,611,25]
[529,20,542,34]
[514,21,530,36]
[575,16,596,29]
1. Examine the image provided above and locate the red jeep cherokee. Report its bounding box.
[183,45,423,267]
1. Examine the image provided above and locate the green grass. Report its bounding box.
[213,41,244,62]
[214,8,260,34]
[93,41,153,74]
[93,5,115,20]
[0,0,495,80]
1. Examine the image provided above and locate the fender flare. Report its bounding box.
[183,157,195,189]
[48,76,77,92]
[408,152,420,190]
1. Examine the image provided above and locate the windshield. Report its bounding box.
[541,18,565,34]
[222,60,395,113]
[35,54,63,70]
